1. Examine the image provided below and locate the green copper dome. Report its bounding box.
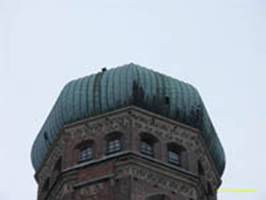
[31,63,225,175]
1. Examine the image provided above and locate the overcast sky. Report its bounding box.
[0,0,265,199]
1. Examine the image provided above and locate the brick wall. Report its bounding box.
[35,106,220,200]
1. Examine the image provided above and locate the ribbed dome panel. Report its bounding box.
[31,63,225,176]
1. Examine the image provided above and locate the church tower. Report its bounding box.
[31,64,225,200]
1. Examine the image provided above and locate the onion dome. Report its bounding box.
[31,63,225,175]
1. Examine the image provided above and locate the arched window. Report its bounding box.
[146,194,171,200]
[167,143,185,167]
[75,140,94,163]
[106,132,123,155]
[79,145,93,162]
[140,133,158,157]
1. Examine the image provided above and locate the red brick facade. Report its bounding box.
[35,107,221,200]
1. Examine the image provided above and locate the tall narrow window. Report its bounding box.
[106,132,123,155]
[140,139,154,156]
[168,150,180,165]
[140,133,158,157]
[75,140,94,164]
[107,138,121,154]
[167,143,185,167]
[79,145,93,162]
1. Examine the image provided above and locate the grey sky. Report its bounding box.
[0,0,265,199]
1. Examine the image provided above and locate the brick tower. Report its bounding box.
[31,64,225,200]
